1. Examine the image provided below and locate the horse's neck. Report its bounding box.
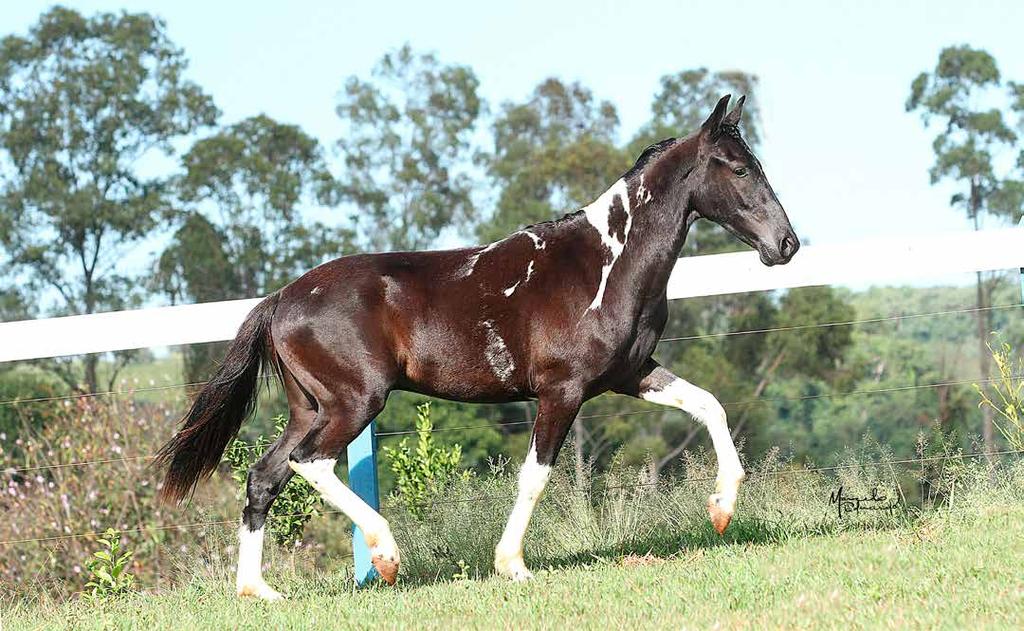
[564,172,692,307]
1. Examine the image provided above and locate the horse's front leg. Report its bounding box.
[620,359,745,534]
[495,388,582,582]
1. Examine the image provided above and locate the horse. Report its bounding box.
[156,94,799,600]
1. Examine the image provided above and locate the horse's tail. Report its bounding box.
[155,293,281,504]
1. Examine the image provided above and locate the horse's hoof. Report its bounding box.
[707,495,734,535]
[372,554,400,585]
[494,552,534,582]
[237,581,285,602]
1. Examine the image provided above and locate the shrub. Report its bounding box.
[975,341,1024,450]
[83,528,135,600]
[223,414,322,547]
[0,395,239,601]
[383,402,468,518]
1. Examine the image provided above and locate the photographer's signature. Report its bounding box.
[828,486,900,519]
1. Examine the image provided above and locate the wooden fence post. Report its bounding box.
[346,420,380,586]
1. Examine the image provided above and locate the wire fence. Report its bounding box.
[1,299,1020,473]
[1,298,1021,551]
[5,447,1023,548]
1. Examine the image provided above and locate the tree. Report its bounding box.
[155,115,353,382]
[907,45,1023,451]
[629,68,762,155]
[478,78,629,242]
[0,7,218,391]
[335,45,483,251]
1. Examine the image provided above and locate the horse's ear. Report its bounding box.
[723,95,745,127]
[701,94,731,136]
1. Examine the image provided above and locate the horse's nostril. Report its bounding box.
[779,234,799,259]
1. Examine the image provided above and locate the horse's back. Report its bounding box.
[270,248,530,401]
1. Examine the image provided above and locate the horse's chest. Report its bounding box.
[588,298,668,378]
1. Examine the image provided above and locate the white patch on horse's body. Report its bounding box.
[521,230,546,250]
[288,458,399,569]
[636,173,653,205]
[583,178,632,311]
[236,525,282,601]
[480,319,515,382]
[457,239,506,278]
[482,320,515,379]
[309,286,323,296]
[495,441,551,581]
[640,377,745,490]
[503,259,537,297]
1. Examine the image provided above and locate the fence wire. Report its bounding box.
[378,447,1024,514]
[2,372,1018,475]
[7,447,1021,548]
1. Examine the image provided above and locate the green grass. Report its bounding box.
[4,504,1022,630]
[5,452,1023,631]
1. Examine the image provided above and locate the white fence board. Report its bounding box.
[1,228,1022,363]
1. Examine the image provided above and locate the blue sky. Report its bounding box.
[4,1,1024,277]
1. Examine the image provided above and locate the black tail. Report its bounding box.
[155,294,281,504]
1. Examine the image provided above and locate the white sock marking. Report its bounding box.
[236,525,265,589]
[583,178,632,311]
[236,525,281,600]
[640,378,744,483]
[288,459,397,562]
[496,443,551,578]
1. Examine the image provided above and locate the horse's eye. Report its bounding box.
[734,167,749,177]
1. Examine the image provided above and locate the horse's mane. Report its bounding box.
[521,137,680,233]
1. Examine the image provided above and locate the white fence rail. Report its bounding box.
[2,225,1023,586]
[1,227,1022,364]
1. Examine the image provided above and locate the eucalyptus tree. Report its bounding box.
[155,115,351,382]
[478,77,630,243]
[335,45,484,251]
[907,45,1023,451]
[0,7,218,391]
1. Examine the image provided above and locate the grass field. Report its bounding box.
[4,464,1023,630]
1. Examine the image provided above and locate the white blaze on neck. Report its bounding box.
[583,178,632,310]
[459,240,504,277]
[521,230,546,249]
[503,259,537,297]
[636,173,653,205]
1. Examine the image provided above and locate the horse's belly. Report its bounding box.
[396,333,528,404]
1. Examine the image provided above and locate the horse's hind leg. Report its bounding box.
[285,385,400,584]
[236,369,316,601]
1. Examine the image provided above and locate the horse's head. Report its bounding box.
[690,95,799,266]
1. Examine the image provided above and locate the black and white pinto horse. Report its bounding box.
[157,95,799,599]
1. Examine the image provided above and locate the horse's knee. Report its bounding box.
[688,390,727,429]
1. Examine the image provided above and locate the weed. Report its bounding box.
[83,529,134,600]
